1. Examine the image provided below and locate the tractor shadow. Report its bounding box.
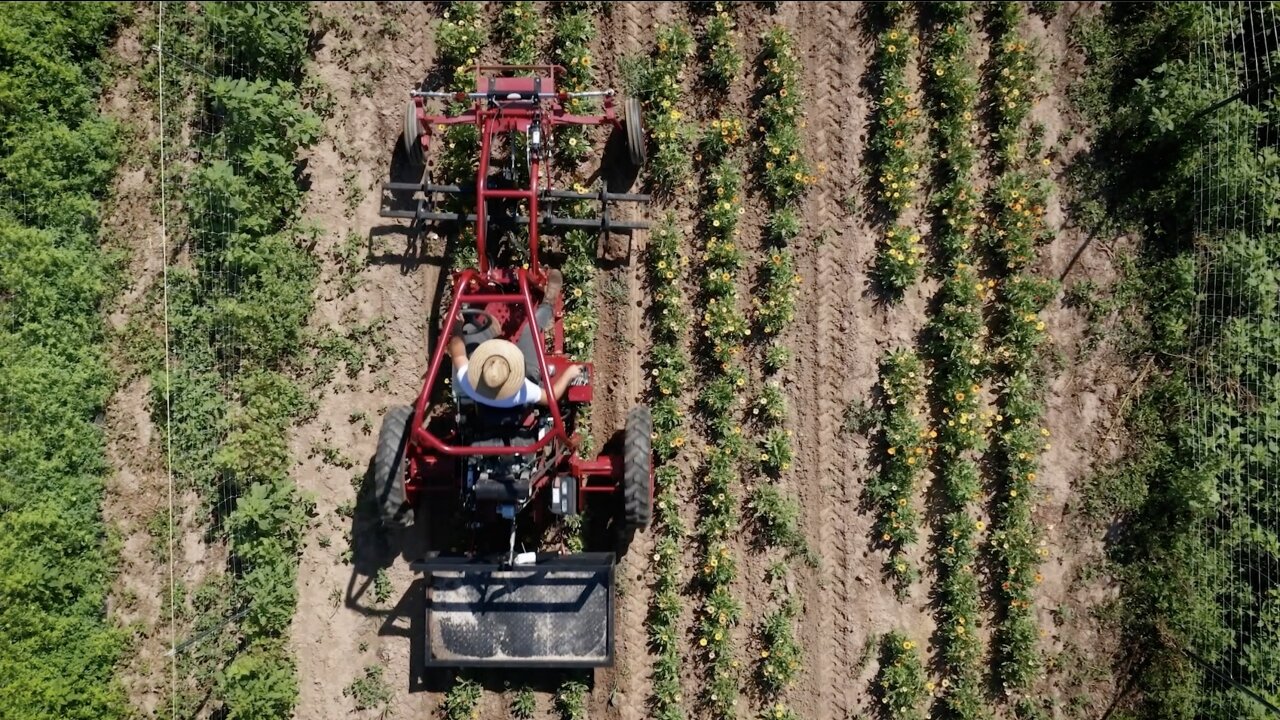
[367,137,443,275]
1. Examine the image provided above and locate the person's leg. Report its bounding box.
[514,269,562,382]
[513,302,554,382]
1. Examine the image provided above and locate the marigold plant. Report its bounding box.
[877,631,928,720]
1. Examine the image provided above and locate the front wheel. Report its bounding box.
[373,405,416,528]
[403,98,424,166]
[622,96,646,167]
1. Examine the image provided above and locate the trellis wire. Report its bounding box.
[1186,2,1280,717]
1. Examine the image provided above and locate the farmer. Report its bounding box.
[446,268,582,408]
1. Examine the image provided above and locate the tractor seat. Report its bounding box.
[455,396,543,445]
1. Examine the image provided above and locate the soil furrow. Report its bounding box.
[790,4,869,719]
[585,2,656,716]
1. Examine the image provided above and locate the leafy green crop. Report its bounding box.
[151,3,318,717]
[0,4,128,719]
[1078,3,1280,717]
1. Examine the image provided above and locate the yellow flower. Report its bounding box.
[573,287,583,298]
[975,520,986,531]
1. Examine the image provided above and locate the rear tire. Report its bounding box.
[621,405,653,531]
[374,404,415,529]
[403,98,424,166]
[622,96,646,167]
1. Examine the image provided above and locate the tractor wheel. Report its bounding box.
[622,96,646,167]
[403,98,424,166]
[621,405,653,531]
[373,404,416,529]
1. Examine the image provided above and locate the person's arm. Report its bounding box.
[537,363,582,406]
[448,335,468,373]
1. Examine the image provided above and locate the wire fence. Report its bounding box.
[1187,2,1280,716]
[156,4,319,717]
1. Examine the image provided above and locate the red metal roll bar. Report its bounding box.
[410,267,565,457]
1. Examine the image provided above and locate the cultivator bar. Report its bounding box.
[379,182,651,232]
[413,553,615,668]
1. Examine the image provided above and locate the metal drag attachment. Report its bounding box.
[412,553,615,668]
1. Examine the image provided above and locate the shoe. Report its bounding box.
[543,268,563,304]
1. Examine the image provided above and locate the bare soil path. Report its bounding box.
[288,5,440,718]
[101,8,216,717]
[589,4,670,718]
[1020,3,1128,713]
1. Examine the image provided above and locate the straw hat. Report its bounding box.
[467,339,526,401]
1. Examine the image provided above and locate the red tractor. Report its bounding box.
[375,65,651,668]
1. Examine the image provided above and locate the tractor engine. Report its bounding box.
[463,442,536,508]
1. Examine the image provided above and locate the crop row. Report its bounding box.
[0,5,128,718]
[684,23,753,713]
[497,1,539,66]
[549,1,596,168]
[700,3,743,87]
[646,214,691,720]
[646,26,696,193]
[989,2,1037,167]
[919,4,988,718]
[876,632,930,720]
[550,3,601,366]
[986,2,1054,703]
[870,350,930,596]
[436,2,486,187]
[155,3,319,717]
[869,4,925,296]
[694,153,748,720]
[748,25,813,718]
[751,27,808,518]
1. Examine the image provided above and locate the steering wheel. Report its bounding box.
[458,307,495,328]
[457,308,499,345]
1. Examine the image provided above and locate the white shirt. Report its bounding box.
[454,363,543,408]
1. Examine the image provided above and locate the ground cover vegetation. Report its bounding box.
[151,3,318,716]
[1073,3,1280,717]
[0,4,129,718]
